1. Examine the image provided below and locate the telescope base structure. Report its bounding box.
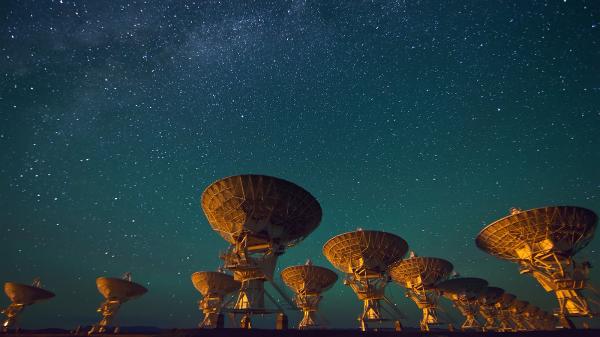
[556,314,576,329]
[220,233,285,329]
[275,313,288,330]
[520,252,592,321]
[233,278,265,329]
[1,303,25,333]
[406,289,442,332]
[88,300,121,335]
[494,304,517,332]
[452,300,482,331]
[199,296,225,329]
[296,294,322,329]
[508,309,529,331]
[200,313,224,329]
[234,279,266,311]
[345,275,402,332]
[479,305,500,331]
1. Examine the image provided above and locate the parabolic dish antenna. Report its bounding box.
[323,230,408,331]
[389,256,453,287]
[437,277,488,331]
[507,299,531,331]
[201,174,322,249]
[281,263,338,329]
[281,264,338,295]
[388,256,453,331]
[192,271,239,297]
[479,286,504,304]
[509,299,529,313]
[494,293,518,332]
[323,230,407,275]
[2,280,54,332]
[476,206,597,328]
[191,271,240,328]
[201,174,322,329]
[88,273,147,335]
[477,286,505,331]
[4,282,55,305]
[437,277,488,299]
[96,277,147,302]
[499,293,516,307]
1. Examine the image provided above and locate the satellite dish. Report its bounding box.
[476,206,597,328]
[201,174,322,250]
[479,286,505,305]
[96,277,147,302]
[388,256,453,331]
[436,277,488,331]
[323,230,408,331]
[191,271,240,328]
[88,274,147,335]
[4,282,55,306]
[477,286,505,331]
[201,174,322,329]
[281,264,337,329]
[2,280,55,332]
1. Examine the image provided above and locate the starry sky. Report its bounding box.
[1,0,599,330]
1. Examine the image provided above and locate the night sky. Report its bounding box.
[1,0,599,330]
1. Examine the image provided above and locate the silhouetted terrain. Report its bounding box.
[5,328,600,337]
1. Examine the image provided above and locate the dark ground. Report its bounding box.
[4,329,600,337]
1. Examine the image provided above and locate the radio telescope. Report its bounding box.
[280,261,338,329]
[522,304,542,330]
[436,277,488,331]
[323,230,408,331]
[88,273,147,335]
[507,299,530,331]
[201,174,322,329]
[477,286,504,331]
[494,293,518,332]
[2,279,54,332]
[191,271,240,328]
[476,206,597,328]
[388,254,453,331]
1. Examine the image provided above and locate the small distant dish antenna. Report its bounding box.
[281,264,337,329]
[477,286,505,331]
[389,256,453,331]
[323,230,408,331]
[436,277,488,331]
[2,278,55,332]
[87,273,147,335]
[191,271,240,328]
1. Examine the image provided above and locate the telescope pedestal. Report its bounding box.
[199,296,225,328]
[88,300,121,335]
[454,300,481,331]
[1,303,25,333]
[296,293,321,329]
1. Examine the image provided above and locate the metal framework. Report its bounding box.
[522,304,542,330]
[437,277,488,331]
[388,254,453,331]
[507,299,530,331]
[495,293,517,332]
[191,271,240,328]
[476,206,597,328]
[477,286,504,331]
[281,262,337,329]
[2,279,54,332]
[88,273,147,335]
[201,175,322,329]
[323,230,408,331]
